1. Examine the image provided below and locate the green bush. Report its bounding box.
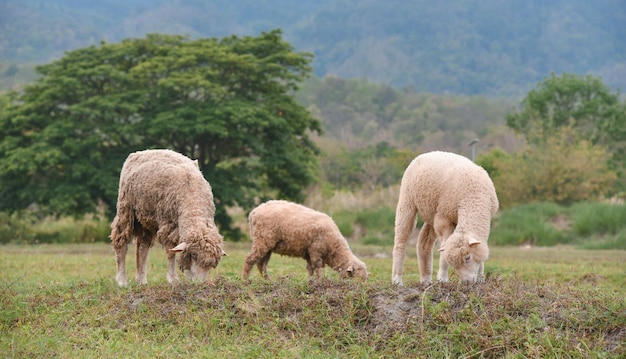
[354,207,395,245]
[32,215,111,243]
[355,207,395,230]
[332,211,357,238]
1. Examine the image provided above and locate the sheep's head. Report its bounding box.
[171,226,227,282]
[339,258,368,280]
[439,233,489,283]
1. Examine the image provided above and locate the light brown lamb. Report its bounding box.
[110,149,226,287]
[242,200,368,280]
[391,151,499,285]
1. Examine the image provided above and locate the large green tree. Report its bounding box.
[0,30,321,239]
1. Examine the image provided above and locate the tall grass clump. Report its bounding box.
[490,202,568,246]
[569,202,626,236]
[570,202,626,250]
[0,211,36,244]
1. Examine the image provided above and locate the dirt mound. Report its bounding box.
[110,276,625,356]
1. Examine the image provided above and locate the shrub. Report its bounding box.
[333,211,357,238]
[354,207,395,245]
[491,126,616,208]
[31,215,111,243]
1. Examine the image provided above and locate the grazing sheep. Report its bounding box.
[110,149,226,287]
[243,200,368,280]
[391,151,498,285]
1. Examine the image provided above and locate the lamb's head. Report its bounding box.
[439,233,489,283]
[339,257,368,280]
[171,226,227,282]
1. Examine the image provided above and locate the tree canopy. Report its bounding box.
[0,30,321,239]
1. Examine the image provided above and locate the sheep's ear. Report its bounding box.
[468,237,481,246]
[170,242,189,252]
[222,250,228,257]
[346,265,354,277]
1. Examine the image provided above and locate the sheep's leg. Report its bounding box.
[257,252,272,280]
[392,199,417,285]
[416,223,437,284]
[135,237,151,285]
[114,242,128,287]
[306,258,314,276]
[111,215,129,287]
[242,248,263,279]
[157,225,180,284]
[308,255,324,278]
[437,253,450,282]
[166,249,180,284]
[314,265,324,278]
[477,262,485,282]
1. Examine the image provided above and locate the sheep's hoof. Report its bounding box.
[116,275,128,287]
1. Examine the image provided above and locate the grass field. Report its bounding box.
[1,242,625,358]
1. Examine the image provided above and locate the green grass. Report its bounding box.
[1,242,624,358]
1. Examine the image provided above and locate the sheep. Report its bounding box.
[110,149,226,287]
[242,200,368,280]
[391,151,498,285]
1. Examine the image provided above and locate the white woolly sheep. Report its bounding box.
[110,149,226,287]
[242,200,368,280]
[391,151,498,285]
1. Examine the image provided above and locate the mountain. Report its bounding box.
[1,0,624,95]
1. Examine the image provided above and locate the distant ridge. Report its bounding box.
[1,0,624,95]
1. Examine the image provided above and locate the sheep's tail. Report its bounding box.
[248,209,258,242]
[110,206,135,249]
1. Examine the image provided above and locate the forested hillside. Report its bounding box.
[1,0,624,95]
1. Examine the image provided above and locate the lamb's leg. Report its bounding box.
[257,252,272,280]
[135,237,151,285]
[434,215,455,282]
[477,262,485,282]
[309,255,324,278]
[392,199,418,285]
[437,253,450,282]
[242,248,263,279]
[416,223,437,284]
[166,249,180,284]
